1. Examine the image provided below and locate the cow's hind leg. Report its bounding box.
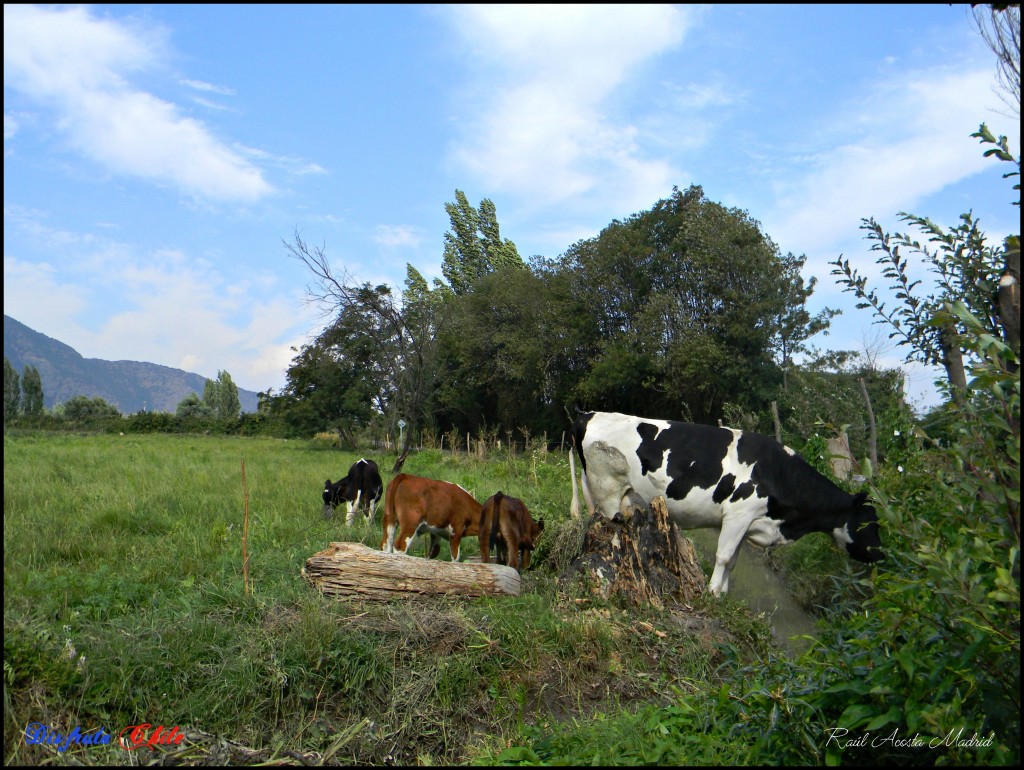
[709,515,752,595]
[397,524,417,561]
[366,495,378,525]
[382,520,397,553]
[346,491,363,527]
[582,441,641,518]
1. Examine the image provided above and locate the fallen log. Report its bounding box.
[558,495,705,608]
[302,542,521,599]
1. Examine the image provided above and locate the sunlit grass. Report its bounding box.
[4,430,781,766]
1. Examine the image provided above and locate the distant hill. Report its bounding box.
[3,315,260,414]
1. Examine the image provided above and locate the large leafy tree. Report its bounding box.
[564,185,834,423]
[65,395,120,420]
[434,263,571,437]
[176,392,213,419]
[275,306,382,443]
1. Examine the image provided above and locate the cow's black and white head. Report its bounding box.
[322,478,346,519]
[835,492,884,563]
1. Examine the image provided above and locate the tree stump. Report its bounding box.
[558,496,705,608]
[302,542,521,600]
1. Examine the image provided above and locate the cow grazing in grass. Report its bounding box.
[322,458,383,525]
[568,411,884,595]
[380,474,483,562]
[479,492,545,572]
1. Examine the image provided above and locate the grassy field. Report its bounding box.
[4,430,786,765]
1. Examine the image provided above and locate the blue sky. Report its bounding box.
[4,4,1019,412]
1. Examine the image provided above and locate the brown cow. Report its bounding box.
[479,491,545,572]
[380,473,483,562]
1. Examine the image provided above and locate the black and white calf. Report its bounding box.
[568,411,883,595]
[322,458,384,525]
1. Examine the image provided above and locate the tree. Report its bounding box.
[974,123,1021,363]
[285,231,442,471]
[835,210,1003,391]
[563,185,833,423]
[433,263,569,436]
[830,125,1019,392]
[257,388,276,415]
[176,392,213,419]
[441,190,524,295]
[777,349,907,464]
[801,101,1020,764]
[202,379,219,413]
[971,3,1020,118]
[64,395,120,420]
[4,358,20,424]
[198,370,242,419]
[21,365,44,416]
[213,370,241,418]
[274,319,378,442]
[770,255,840,391]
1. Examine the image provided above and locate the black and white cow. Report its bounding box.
[568,411,883,595]
[322,458,384,525]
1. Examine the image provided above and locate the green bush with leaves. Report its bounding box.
[801,304,1019,766]
[765,122,1021,765]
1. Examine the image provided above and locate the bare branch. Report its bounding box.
[971,4,1021,118]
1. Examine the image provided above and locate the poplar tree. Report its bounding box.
[4,358,20,423]
[21,365,44,416]
[201,370,242,418]
[440,190,524,295]
[214,370,241,418]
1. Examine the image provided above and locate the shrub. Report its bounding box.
[796,304,1019,765]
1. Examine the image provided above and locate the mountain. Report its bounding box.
[3,315,260,414]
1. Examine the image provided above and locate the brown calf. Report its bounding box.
[380,473,483,562]
[479,492,545,572]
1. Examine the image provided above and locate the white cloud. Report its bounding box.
[4,208,315,392]
[3,255,92,328]
[189,95,234,112]
[446,5,693,212]
[374,225,423,249]
[763,67,1018,272]
[180,78,235,96]
[237,144,327,176]
[3,5,272,202]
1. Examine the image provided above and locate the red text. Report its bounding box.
[119,724,185,751]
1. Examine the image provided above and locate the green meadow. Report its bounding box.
[5,430,790,765]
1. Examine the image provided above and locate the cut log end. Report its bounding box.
[557,496,705,608]
[302,542,521,600]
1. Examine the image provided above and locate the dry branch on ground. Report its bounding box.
[302,542,521,599]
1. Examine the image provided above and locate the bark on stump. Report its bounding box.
[302,542,521,600]
[558,496,705,609]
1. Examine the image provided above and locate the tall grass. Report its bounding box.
[4,431,777,766]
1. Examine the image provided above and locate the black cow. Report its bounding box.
[322,458,383,525]
[568,411,883,595]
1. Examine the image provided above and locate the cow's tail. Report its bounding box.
[490,491,504,549]
[569,441,581,518]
